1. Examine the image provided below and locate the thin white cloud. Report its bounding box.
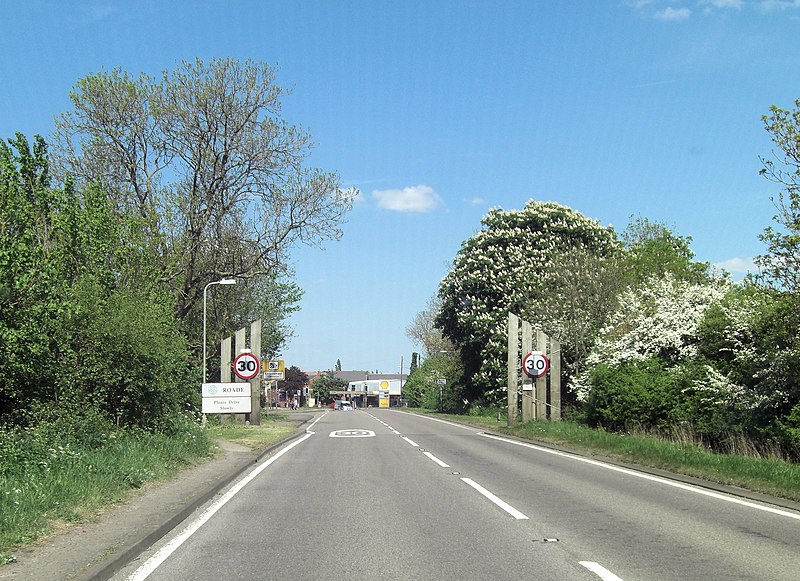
[69,4,116,26]
[713,257,758,274]
[372,185,442,213]
[705,0,743,9]
[759,0,800,10]
[634,79,678,88]
[469,196,486,206]
[654,6,692,20]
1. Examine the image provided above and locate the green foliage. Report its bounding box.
[695,284,800,452]
[622,216,711,285]
[57,277,196,429]
[0,411,212,553]
[436,200,620,403]
[777,403,800,456]
[311,373,347,404]
[581,279,800,458]
[586,359,687,431]
[0,133,195,430]
[758,99,800,293]
[53,58,354,358]
[0,134,64,420]
[402,352,464,412]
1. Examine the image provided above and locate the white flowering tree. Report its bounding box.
[435,200,621,404]
[588,274,728,367]
[575,273,729,399]
[697,284,800,441]
[575,273,733,435]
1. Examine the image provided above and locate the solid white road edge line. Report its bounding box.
[423,451,450,468]
[306,412,327,432]
[480,432,800,522]
[127,432,315,581]
[579,561,624,581]
[460,477,529,520]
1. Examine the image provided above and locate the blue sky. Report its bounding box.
[2,0,799,374]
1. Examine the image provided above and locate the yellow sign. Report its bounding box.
[380,380,389,389]
[379,397,389,408]
[262,359,285,372]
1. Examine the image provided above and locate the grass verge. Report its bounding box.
[205,413,300,450]
[0,417,214,562]
[0,411,307,565]
[411,410,800,503]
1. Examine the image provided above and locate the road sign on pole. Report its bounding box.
[234,351,260,380]
[522,351,549,379]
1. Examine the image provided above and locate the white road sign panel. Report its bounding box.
[202,396,252,414]
[202,383,250,398]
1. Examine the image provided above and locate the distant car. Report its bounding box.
[340,401,353,411]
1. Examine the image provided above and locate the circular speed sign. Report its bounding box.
[522,351,549,378]
[233,352,260,380]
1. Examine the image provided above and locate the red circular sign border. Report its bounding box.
[522,351,549,379]
[233,352,260,380]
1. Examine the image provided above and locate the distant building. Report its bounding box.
[302,370,408,408]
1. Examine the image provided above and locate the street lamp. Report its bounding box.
[203,278,236,384]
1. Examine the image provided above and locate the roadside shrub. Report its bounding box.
[56,277,196,430]
[585,358,686,431]
[696,284,800,458]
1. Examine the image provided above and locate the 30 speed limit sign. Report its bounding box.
[522,351,549,378]
[233,351,260,380]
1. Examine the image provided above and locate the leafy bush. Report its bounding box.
[696,284,800,455]
[56,277,197,429]
[585,358,688,431]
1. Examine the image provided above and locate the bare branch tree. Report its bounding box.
[50,58,357,319]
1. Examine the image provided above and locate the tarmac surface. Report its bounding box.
[0,414,314,581]
[2,411,799,580]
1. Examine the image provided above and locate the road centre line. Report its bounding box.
[376,413,528,520]
[480,432,800,522]
[579,561,624,580]
[461,478,529,520]
[367,413,399,434]
[423,451,450,468]
[126,432,314,580]
[391,410,480,432]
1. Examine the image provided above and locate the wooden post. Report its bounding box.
[235,327,247,423]
[220,337,231,382]
[220,336,232,424]
[536,329,547,420]
[550,338,561,421]
[249,319,262,425]
[521,320,533,423]
[507,313,519,427]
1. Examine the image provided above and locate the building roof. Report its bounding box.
[334,370,407,383]
[302,370,408,384]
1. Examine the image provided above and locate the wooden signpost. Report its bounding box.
[507,313,561,426]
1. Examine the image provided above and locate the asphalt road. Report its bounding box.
[113,410,800,581]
